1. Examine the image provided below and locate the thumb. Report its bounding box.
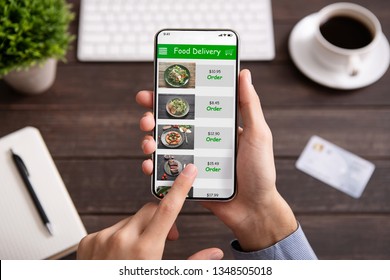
[187,248,224,260]
[239,69,268,131]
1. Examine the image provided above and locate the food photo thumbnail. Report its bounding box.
[158,62,196,88]
[156,154,194,182]
[158,94,195,120]
[157,124,194,150]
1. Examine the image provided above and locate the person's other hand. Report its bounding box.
[136,69,297,252]
[77,164,223,259]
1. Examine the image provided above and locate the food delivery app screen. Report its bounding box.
[153,30,238,200]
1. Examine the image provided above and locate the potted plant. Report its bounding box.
[0,0,74,95]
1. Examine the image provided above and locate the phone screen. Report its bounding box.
[153,29,239,200]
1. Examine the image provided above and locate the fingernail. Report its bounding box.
[246,70,252,84]
[181,164,197,177]
[141,139,149,149]
[210,251,223,260]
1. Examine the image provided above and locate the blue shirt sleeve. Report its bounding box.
[230,223,317,260]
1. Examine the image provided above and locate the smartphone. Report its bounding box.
[153,29,239,201]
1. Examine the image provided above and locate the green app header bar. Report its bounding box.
[157,44,237,60]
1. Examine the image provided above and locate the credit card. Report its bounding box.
[296,135,375,198]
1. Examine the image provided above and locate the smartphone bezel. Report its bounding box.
[152,29,239,201]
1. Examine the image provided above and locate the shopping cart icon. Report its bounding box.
[225,49,234,56]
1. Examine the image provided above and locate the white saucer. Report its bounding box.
[289,13,390,90]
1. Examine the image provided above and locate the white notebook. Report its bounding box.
[0,127,87,259]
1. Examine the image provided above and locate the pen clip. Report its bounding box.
[10,149,30,177]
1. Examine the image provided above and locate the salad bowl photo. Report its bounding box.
[166,97,190,118]
[164,64,190,87]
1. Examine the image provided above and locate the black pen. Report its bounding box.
[10,149,53,235]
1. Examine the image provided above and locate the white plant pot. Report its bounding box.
[4,58,57,95]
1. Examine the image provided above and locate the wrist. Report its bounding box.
[232,189,297,252]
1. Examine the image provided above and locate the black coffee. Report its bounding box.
[320,15,373,49]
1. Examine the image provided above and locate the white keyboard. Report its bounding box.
[78,0,275,61]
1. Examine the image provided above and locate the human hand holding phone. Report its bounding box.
[77,164,223,260]
[137,69,298,252]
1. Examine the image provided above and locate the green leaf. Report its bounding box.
[0,0,75,76]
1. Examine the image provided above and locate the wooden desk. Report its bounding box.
[1,0,389,259]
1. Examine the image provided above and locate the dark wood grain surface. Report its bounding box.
[1,0,389,259]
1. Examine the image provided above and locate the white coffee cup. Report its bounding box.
[312,2,382,76]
